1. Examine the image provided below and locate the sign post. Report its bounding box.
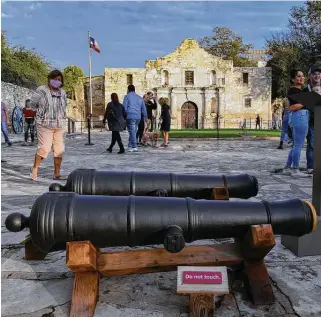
[177,266,229,317]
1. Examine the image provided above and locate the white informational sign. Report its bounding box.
[177,266,229,295]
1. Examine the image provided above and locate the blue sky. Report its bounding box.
[1,1,304,76]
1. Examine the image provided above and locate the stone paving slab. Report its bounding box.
[1,133,321,316]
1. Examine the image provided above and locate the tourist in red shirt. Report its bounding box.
[22,99,36,146]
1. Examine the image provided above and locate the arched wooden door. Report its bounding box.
[181,102,198,129]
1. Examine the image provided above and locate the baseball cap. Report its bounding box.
[308,65,321,76]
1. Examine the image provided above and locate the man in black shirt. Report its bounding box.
[145,92,157,132]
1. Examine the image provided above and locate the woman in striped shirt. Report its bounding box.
[30,70,67,180]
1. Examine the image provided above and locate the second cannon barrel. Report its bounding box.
[49,169,258,199]
[5,192,317,253]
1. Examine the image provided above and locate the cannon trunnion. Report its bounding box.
[49,169,259,199]
[5,192,317,254]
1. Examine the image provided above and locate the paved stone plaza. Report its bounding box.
[1,132,321,317]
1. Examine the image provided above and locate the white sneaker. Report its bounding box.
[128,148,138,152]
[282,166,292,176]
[291,169,310,178]
[307,169,313,175]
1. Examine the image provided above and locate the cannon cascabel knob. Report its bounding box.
[49,183,64,192]
[164,225,185,253]
[5,213,29,232]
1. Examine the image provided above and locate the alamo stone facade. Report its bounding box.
[84,38,272,129]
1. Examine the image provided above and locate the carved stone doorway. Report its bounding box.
[181,102,198,129]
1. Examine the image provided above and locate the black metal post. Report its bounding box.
[85,114,94,146]
[216,87,220,139]
[282,104,321,256]
[312,106,321,215]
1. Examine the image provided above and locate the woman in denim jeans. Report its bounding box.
[282,69,310,177]
[277,98,291,149]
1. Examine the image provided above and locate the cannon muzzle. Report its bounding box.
[49,169,258,199]
[5,193,317,254]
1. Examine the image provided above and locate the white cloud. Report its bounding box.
[267,27,284,32]
[1,13,14,18]
[29,2,42,11]
[141,25,184,34]
[234,11,285,17]
[260,26,285,32]
[166,3,205,15]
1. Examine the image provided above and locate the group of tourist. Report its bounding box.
[2,65,319,181]
[277,65,321,177]
[103,85,171,153]
[1,70,172,180]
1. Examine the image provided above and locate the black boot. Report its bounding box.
[277,141,283,150]
[107,146,112,153]
[118,142,125,154]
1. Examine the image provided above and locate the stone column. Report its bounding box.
[168,87,173,106]
[216,87,221,129]
[201,88,206,129]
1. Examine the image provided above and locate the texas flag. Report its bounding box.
[89,37,100,53]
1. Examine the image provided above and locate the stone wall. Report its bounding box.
[1,82,33,119]
[83,38,273,129]
[143,39,272,129]
[145,38,232,89]
[1,81,84,132]
[104,68,146,104]
[83,75,105,121]
[222,67,272,126]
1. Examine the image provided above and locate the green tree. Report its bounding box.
[63,65,85,100]
[1,31,52,89]
[266,34,303,99]
[199,27,257,67]
[288,1,321,65]
[266,1,321,98]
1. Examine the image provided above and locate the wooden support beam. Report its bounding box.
[240,225,276,305]
[70,271,100,317]
[67,241,100,317]
[67,241,98,272]
[241,224,276,260]
[189,294,214,317]
[212,187,229,200]
[97,244,242,277]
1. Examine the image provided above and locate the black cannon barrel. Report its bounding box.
[49,169,258,199]
[5,193,317,253]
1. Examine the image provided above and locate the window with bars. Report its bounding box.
[243,73,249,85]
[127,74,133,85]
[185,71,194,85]
[245,97,251,108]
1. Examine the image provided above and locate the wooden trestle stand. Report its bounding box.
[24,187,276,317]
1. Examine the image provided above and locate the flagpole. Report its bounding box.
[88,30,93,118]
[85,30,94,145]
